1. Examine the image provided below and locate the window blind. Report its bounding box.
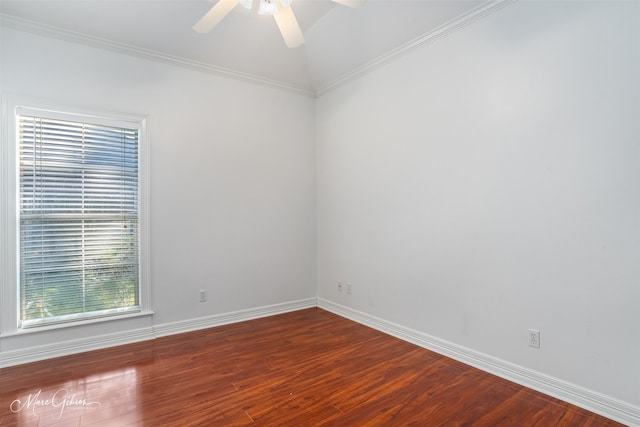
[18,112,140,328]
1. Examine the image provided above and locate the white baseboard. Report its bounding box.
[0,327,155,368]
[0,298,317,368]
[153,297,317,337]
[2,296,636,426]
[317,298,639,427]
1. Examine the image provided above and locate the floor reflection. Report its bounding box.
[4,367,141,427]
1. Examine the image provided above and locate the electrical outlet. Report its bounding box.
[337,281,343,292]
[528,329,540,348]
[346,283,352,295]
[199,290,207,303]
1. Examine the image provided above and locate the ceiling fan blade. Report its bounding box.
[331,0,366,8]
[193,0,238,34]
[273,5,304,48]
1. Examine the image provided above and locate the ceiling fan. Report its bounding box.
[193,0,366,48]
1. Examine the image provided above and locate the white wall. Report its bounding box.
[317,0,640,408]
[0,28,316,352]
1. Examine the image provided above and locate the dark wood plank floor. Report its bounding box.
[0,308,623,426]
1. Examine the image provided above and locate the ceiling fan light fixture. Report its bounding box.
[258,0,279,16]
[194,0,362,48]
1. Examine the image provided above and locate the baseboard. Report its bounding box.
[317,298,640,427]
[3,296,635,425]
[0,327,155,368]
[0,298,317,369]
[153,297,318,337]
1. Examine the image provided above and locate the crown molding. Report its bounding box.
[315,0,517,97]
[0,14,316,98]
[1,1,515,99]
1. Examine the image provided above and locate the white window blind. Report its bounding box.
[18,110,141,328]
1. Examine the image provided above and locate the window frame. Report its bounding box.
[1,96,151,335]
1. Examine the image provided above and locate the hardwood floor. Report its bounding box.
[0,308,623,426]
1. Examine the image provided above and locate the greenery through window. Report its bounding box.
[18,110,141,328]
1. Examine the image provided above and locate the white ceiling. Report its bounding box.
[0,0,494,95]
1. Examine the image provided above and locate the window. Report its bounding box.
[1,100,150,331]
